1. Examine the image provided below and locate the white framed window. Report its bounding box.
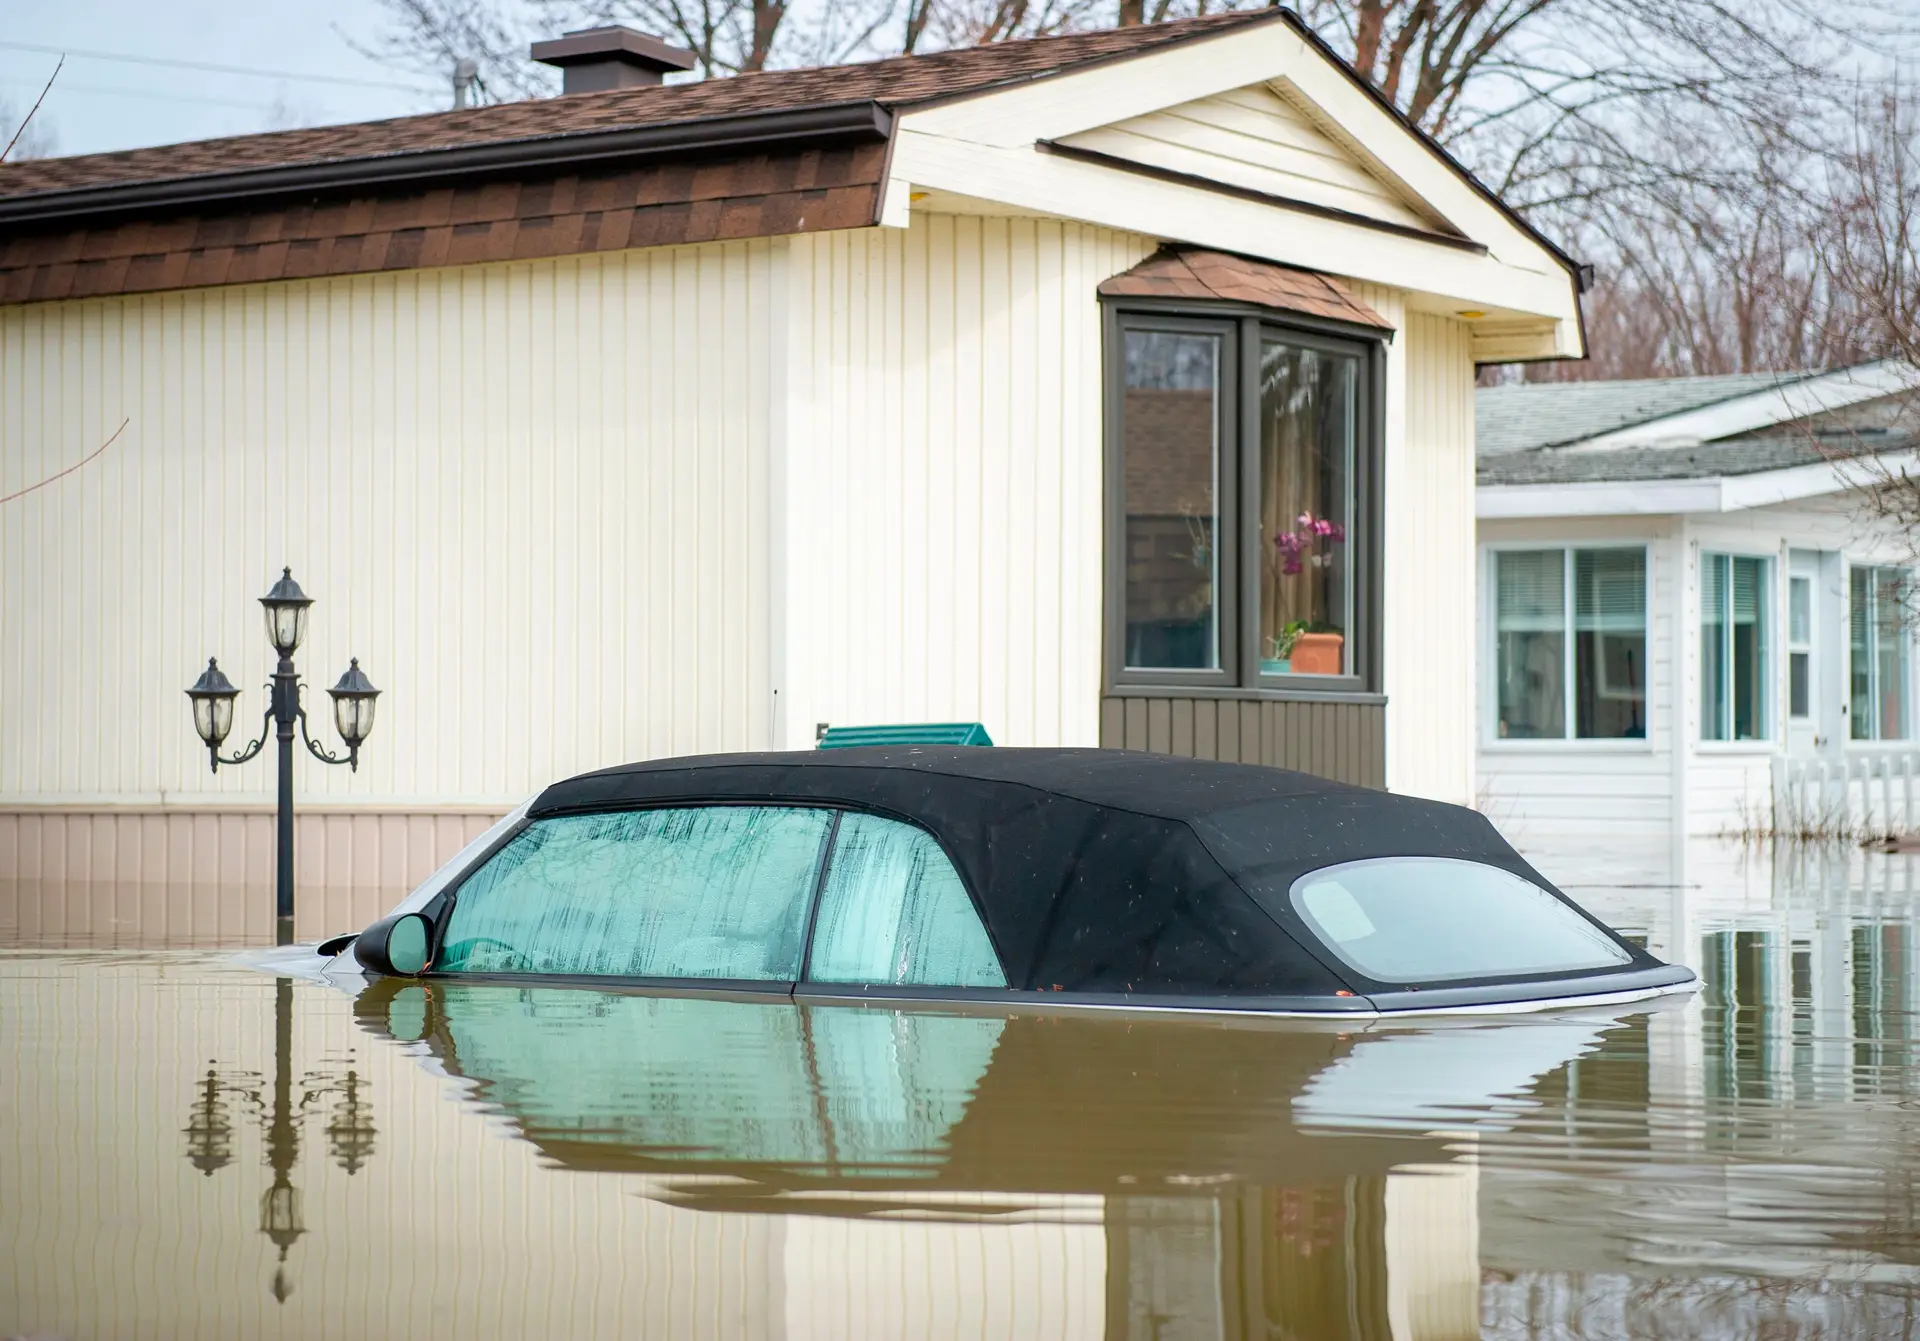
[1701,553,1772,742]
[1851,565,1911,741]
[1492,547,1648,740]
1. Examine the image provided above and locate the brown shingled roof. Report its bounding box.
[0,12,1283,200]
[1099,247,1390,328]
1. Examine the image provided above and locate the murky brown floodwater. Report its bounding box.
[7,841,1920,1339]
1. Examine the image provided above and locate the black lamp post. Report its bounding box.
[187,568,380,940]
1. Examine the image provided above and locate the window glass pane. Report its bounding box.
[1573,548,1646,738]
[1731,556,1769,739]
[1495,550,1565,738]
[1123,330,1220,670]
[1257,340,1357,677]
[1852,566,1872,739]
[1877,569,1909,740]
[807,813,1006,988]
[1850,566,1909,740]
[1789,576,1812,645]
[438,807,832,979]
[1702,554,1729,740]
[1290,857,1632,984]
[1790,652,1811,718]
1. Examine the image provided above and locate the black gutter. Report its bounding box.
[1038,139,1489,255]
[0,100,894,229]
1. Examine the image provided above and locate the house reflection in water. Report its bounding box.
[354,979,1592,1341]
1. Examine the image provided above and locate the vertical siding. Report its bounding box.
[0,810,501,944]
[780,217,1156,748]
[1353,297,1477,803]
[1097,696,1385,788]
[0,242,779,807]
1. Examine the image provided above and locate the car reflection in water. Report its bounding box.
[354,977,1630,1340]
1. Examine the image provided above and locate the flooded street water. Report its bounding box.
[7,841,1920,1338]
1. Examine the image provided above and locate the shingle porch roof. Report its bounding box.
[1099,247,1391,329]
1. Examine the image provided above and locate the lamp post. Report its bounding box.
[187,568,379,941]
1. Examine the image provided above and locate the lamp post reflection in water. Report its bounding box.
[180,976,374,1304]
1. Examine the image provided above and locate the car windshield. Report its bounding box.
[1288,857,1631,984]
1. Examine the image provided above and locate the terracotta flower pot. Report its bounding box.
[1288,632,1343,675]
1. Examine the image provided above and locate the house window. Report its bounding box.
[1851,565,1911,740]
[1492,547,1647,740]
[1112,313,1377,689]
[1120,329,1224,671]
[1702,554,1771,742]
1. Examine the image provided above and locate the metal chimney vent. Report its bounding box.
[530,26,698,93]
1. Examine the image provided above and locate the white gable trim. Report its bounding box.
[888,130,1578,327]
[1566,360,1920,451]
[1477,450,1919,519]
[889,17,1582,338]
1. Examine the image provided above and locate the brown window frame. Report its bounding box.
[1102,299,1387,699]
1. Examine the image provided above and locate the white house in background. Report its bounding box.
[1474,361,1920,865]
[0,12,1587,936]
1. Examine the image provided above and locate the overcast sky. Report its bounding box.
[1,0,462,158]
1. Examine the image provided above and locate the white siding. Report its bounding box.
[778,216,1155,749]
[1368,299,1478,803]
[0,242,780,808]
[1057,83,1437,233]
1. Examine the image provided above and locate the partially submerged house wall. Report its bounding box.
[1479,493,1920,856]
[1,239,782,937]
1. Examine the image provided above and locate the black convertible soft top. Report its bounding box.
[526,747,1679,1005]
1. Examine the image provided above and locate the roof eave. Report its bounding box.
[1477,448,1919,518]
[0,101,894,229]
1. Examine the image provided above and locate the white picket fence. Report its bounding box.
[1773,752,1920,837]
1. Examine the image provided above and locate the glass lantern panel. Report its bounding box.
[192,696,227,746]
[264,603,308,655]
[335,693,375,744]
[211,694,235,743]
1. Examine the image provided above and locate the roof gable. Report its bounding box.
[1057,81,1448,235]
[889,15,1585,351]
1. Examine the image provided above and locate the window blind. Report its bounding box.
[1574,549,1646,632]
[1496,551,1565,632]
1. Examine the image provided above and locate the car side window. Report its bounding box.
[806,813,1006,988]
[437,806,833,980]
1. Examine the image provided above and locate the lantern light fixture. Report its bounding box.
[186,568,380,935]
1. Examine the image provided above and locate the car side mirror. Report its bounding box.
[354,911,434,977]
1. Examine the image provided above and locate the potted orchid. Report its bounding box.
[1263,512,1346,675]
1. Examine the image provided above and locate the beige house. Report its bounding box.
[0,12,1585,938]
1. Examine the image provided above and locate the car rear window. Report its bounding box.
[1288,857,1632,984]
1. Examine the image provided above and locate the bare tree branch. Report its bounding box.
[2,57,62,164]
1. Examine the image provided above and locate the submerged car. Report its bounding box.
[318,748,1695,1015]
